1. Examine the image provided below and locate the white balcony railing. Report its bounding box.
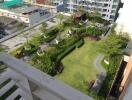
[0,53,93,100]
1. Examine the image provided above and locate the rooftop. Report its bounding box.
[0,1,42,14]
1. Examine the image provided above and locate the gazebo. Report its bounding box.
[73,12,87,22]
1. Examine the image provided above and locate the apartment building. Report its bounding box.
[66,0,121,21]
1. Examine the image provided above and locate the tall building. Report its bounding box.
[66,0,121,21]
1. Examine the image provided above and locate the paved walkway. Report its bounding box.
[94,54,106,75]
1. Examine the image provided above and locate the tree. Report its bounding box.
[40,22,48,36]
[99,32,129,60]
[33,53,55,75]
[86,27,102,36]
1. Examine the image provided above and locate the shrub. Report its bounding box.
[29,34,43,46]
[24,44,38,55]
[10,46,24,57]
[45,46,64,61]
[86,13,110,25]
[86,27,103,36]
[56,35,80,49]
[76,27,86,34]
[56,45,75,62]
[45,27,59,36]
[98,55,122,99]
[44,35,57,42]
[32,53,55,76]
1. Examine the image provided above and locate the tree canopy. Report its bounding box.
[33,53,55,74]
[99,32,129,58]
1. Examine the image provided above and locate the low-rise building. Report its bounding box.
[0,0,51,26]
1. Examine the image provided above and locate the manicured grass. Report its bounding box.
[56,38,100,94]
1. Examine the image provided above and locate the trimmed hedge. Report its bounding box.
[56,39,84,62]
[76,39,84,48]
[56,45,75,62]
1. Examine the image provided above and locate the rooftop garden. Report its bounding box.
[56,39,100,94]
[9,12,129,100]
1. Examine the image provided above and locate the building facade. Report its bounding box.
[66,0,121,21]
[34,0,121,21]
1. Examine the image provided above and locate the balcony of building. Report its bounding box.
[0,53,93,100]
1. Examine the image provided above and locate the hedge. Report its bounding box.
[44,35,57,42]
[76,39,84,48]
[46,27,59,36]
[56,39,84,62]
[86,13,110,25]
[56,45,75,62]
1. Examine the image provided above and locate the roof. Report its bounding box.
[74,12,85,18]
[1,0,23,7]
[0,2,41,14]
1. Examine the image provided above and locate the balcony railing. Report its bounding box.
[0,53,93,100]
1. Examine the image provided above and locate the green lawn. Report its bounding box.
[56,38,100,94]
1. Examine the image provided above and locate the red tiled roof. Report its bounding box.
[36,0,48,4]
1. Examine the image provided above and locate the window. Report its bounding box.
[110,15,115,19]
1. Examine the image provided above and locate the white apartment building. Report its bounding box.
[0,1,51,26]
[66,0,121,21]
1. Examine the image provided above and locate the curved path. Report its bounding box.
[92,54,107,93]
[94,54,107,75]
